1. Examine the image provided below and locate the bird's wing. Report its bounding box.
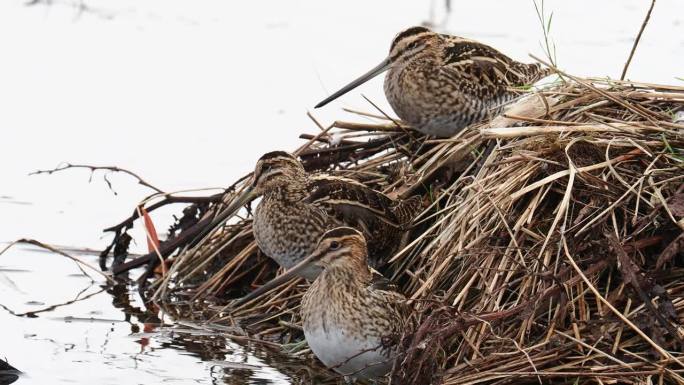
[369,269,399,292]
[440,36,544,97]
[305,174,402,228]
[367,279,410,338]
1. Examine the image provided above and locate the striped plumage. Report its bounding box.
[301,228,407,382]
[316,25,552,137]
[251,151,420,280]
[259,227,407,382]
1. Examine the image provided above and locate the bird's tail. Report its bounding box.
[520,62,554,84]
[393,195,423,225]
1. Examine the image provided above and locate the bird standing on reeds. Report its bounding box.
[222,151,420,280]
[245,227,408,383]
[315,26,552,137]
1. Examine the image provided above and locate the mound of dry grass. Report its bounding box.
[109,71,683,384]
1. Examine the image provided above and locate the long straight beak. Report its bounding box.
[197,185,258,242]
[314,57,391,108]
[230,248,322,309]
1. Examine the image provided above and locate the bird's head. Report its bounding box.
[387,25,438,64]
[228,227,369,309]
[307,227,368,268]
[314,25,438,109]
[251,151,306,194]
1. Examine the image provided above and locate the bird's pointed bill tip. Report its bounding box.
[313,57,390,110]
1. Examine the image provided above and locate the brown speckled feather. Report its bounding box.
[251,152,421,279]
[300,228,408,381]
[316,26,551,138]
[305,174,421,265]
[440,36,551,98]
[382,27,552,137]
[306,174,418,227]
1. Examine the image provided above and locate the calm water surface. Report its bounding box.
[1,0,682,383]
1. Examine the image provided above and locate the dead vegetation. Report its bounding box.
[98,72,684,385]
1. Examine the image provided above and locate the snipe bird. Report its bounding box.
[247,227,407,382]
[315,26,552,137]
[223,151,420,281]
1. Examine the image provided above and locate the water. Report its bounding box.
[0,0,682,383]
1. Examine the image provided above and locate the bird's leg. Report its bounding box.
[343,375,355,385]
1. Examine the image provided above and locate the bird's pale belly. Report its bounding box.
[304,326,393,380]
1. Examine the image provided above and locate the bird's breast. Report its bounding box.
[302,291,394,379]
[384,62,459,131]
[253,200,329,275]
[383,60,501,137]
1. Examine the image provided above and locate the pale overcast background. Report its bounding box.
[0,1,682,384]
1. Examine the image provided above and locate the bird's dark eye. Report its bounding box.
[408,42,418,49]
[329,241,340,250]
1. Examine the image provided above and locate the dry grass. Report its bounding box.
[136,73,684,385]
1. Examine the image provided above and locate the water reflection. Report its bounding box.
[0,245,347,384]
[0,245,304,384]
[2,0,682,383]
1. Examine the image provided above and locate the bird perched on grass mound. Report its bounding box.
[316,25,552,137]
[224,151,421,280]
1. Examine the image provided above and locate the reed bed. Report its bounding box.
[110,73,684,384]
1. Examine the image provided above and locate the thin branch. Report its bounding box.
[30,163,164,194]
[620,0,656,80]
[0,239,114,284]
[0,285,104,318]
[102,194,221,233]
[110,215,214,275]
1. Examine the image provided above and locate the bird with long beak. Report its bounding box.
[315,25,552,138]
[211,151,420,281]
[236,227,407,383]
